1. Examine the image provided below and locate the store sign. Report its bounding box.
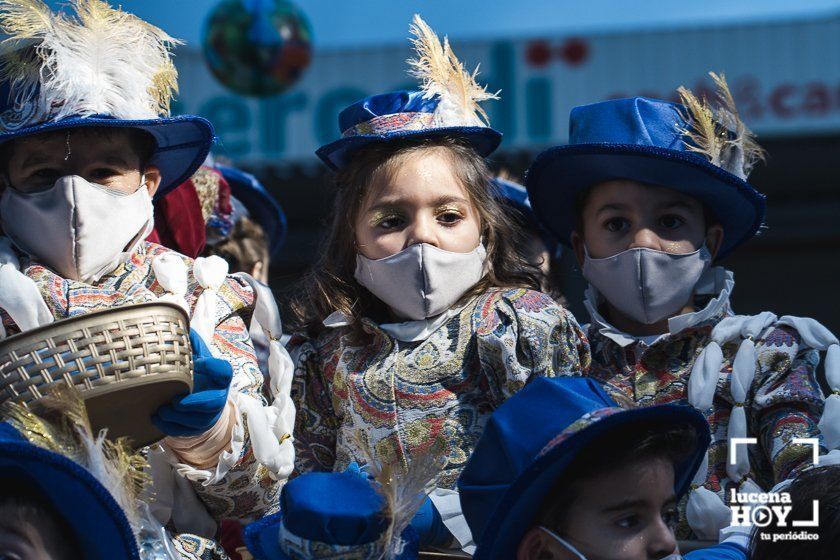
[173,16,840,163]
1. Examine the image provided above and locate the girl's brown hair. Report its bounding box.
[289,136,542,339]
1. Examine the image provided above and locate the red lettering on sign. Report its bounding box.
[770,84,796,118]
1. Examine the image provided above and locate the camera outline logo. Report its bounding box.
[728,437,820,534]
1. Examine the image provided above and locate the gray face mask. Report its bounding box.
[354,242,487,321]
[0,175,153,283]
[582,245,712,325]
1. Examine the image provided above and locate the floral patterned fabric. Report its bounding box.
[0,241,283,550]
[582,271,826,538]
[289,288,591,488]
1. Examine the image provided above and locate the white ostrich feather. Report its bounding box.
[407,14,499,128]
[353,432,447,559]
[0,0,180,128]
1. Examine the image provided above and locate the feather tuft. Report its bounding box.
[0,0,182,129]
[407,14,499,128]
[1,386,151,533]
[677,72,765,179]
[352,432,447,559]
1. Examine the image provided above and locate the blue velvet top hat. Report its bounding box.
[0,3,214,198]
[0,422,140,559]
[492,177,559,255]
[458,377,711,560]
[315,91,502,171]
[216,165,288,257]
[244,470,419,560]
[525,94,767,259]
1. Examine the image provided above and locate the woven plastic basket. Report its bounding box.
[0,302,193,448]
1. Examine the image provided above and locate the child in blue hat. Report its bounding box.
[0,0,295,551]
[459,376,749,560]
[287,15,590,552]
[525,75,838,540]
[0,391,238,560]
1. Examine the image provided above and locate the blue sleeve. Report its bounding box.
[684,542,748,560]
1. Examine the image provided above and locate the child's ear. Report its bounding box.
[517,527,559,560]
[142,165,162,198]
[570,231,586,268]
[705,224,724,259]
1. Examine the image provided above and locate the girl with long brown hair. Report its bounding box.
[286,16,590,552]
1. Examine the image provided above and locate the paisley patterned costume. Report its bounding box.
[0,241,282,559]
[582,269,826,538]
[289,288,591,489]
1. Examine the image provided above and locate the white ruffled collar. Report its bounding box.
[584,266,735,348]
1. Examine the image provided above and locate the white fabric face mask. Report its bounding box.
[538,526,683,560]
[0,175,153,283]
[354,242,487,321]
[582,245,712,325]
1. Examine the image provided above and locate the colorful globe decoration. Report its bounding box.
[202,0,313,97]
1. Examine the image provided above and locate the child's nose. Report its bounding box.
[405,216,439,248]
[628,228,663,251]
[646,518,678,559]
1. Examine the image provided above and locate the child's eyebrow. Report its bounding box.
[594,202,628,216]
[656,200,696,212]
[600,498,649,513]
[431,195,469,207]
[601,493,677,513]
[367,195,468,213]
[20,152,55,169]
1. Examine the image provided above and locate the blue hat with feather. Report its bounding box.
[245,467,424,560]
[0,1,214,199]
[316,15,501,171]
[525,73,766,259]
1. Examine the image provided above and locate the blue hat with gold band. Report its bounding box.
[244,470,419,560]
[0,3,214,199]
[316,15,502,171]
[316,91,501,171]
[525,75,766,259]
[458,377,711,560]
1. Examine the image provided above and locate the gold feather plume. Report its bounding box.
[677,71,766,179]
[407,14,499,128]
[0,0,181,123]
[1,387,150,529]
[352,433,448,559]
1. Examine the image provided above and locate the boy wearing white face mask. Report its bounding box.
[525,75,838,541]
[0,2,296,556]
[287,16,590,553]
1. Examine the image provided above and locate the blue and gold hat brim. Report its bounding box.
[0,115,215,199]
[466,404,711,560]
[0,423,140,559]
[525,143,766,260]
[315,126,502,171]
